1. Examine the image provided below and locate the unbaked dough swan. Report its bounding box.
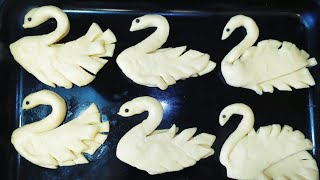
[116,15,216,90]
[221,15,317,95]
[11,90,109,169]
[10,6,116,88]
[219,103,319,180]
[116,96,215,174]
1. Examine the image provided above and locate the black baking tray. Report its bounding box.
[1,0,320,179]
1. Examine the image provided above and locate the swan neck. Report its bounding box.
[40,8,70,45]
[220,106,254,166]
[134,19,169,53]
[24,97,66,133]
[222,20,259,65]
[141,102,163,135]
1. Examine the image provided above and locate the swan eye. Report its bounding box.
[28,17,32,22]
[222,115,226,118]
[135,19,140,23]
[26,101,30,105]
[226,28,230,32]
[125,108,129,113]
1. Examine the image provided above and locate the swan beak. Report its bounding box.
[129,26,136,32]
[117,111,123,116]
[221,33,228,40]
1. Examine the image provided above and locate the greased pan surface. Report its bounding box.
[0,0,319,179]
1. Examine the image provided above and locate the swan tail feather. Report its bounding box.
[58,63,95,87]
[157,46,186,58]
[83,140,102,155]
[84,23,103,42]
[94,29,116,57]
[258,68,315,94]
[173,129,215,160]
[98,121,110,133]
[270,124,281,137]
[68,140,90,153]
[72,153,89,164]
[73,104,101,124]
[173,128,197,143]
[189,133,216,147]
[264,151,319,180]
[180,52,215,76]
[308,57,318,67]
[84,23,116,58]
[257,39,282,50]
[198,61,216,76]
[59,160,76,166]
[93,134,108,144]
[75,56,107,75]
[157,48,215,82]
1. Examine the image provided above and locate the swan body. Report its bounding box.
[11,90,109,169]
[10,6,116,88]
[221,15,317,95]
[219,103,319,180]
[116,96,215,174]
[116,15,216,90]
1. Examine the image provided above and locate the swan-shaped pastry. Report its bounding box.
[116,15,216,90]
[10,6,116,88]
[219,103,319,179]
[221,15,317,95]
[116,96,215,174]
[11,90,109,169]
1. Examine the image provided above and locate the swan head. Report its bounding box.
[22,6,65,29]
[23,7,42,28]
[22,90,65,110]
[129,14,168,32]
[221,15,258,40]
[219,103,253,126]
[118,96,163,117]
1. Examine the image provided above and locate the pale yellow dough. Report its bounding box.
[10,6,116,88]
[221,15,317,95]
[116,96,216,174]
[11,90,109,169]
[116,15,216,90]
[219,103,319,180]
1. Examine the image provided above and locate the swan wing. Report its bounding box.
[51,23,116,87]
[117,124,215,175]
[227,124,314,179]
[240,40,316,94]
[117,46,215,90]
[14,104,109,168]
[264,151,319,180]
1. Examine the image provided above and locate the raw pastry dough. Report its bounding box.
[116,14,216,90]
[219,103,319,180]
[10,6,116,88]
[11,90,109,169]
[221,15,317,95]
[116,96,215,174]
